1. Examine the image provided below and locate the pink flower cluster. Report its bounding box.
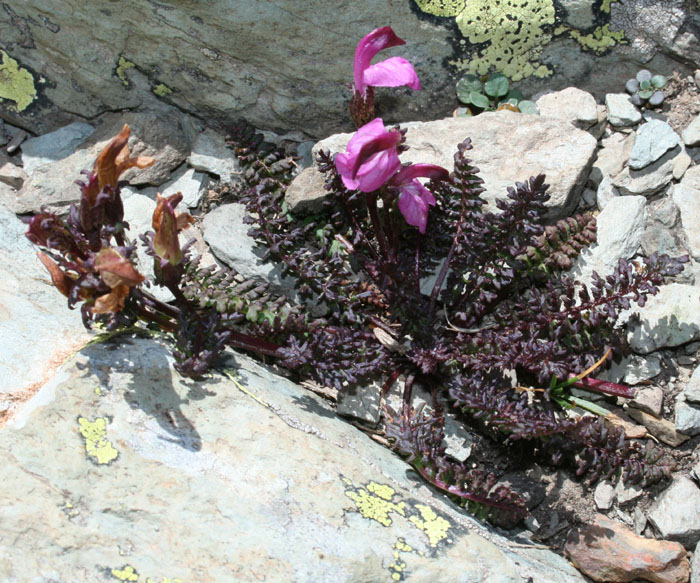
[336,27,449,234]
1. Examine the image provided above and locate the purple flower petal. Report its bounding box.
[363,57,421,91]
[392,163,449,185]
[398,185,430,234]
[354,27,406,94]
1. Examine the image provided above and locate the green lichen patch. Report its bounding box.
[407,504,451,547]
[152,83,173,97]
[77,416,119,465]
[111,565,139,581]
[116,56,136,88]
[0,50,37,112]
[451,0,557,80]
[343,478,406,527]
[413,0,466,17]
[601,0,619,13]
[569,23,626,54]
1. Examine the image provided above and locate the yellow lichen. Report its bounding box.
[78,416,119,464]
[152,83,172,97]
[569,24,625,54]
[116,57,136,87]
[111,565,139,581]
[0,50,37,112]
[408,504,451,547]
[388,537,414,581]
[450,0,556,80]
[344,480,406,527]
[601,0,618,13]
[413,0,466,17]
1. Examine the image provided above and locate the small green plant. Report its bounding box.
[625,69,667,108]
[455,73,539,116]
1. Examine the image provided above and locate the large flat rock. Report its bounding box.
[300,112,597,218]
[0,338,585,582]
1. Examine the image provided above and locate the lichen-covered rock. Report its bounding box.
[0,339,587,583]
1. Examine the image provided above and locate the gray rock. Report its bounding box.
[672,182,700,260]
[605,94,642,127]
[594,482,615,510]
[595,175,619,210]
[558,0,595,28]
[13,109,191,214]
[629,120,680,170]
[159,165,208,209]
[571,194,645,285]
[0,154,26,189]
[201,203,295,296]
[683,114,700,147]
[675,400,700,436]
[188,128,242,184]
[648,475,700,548]
[535,87,598,129]
[0,337,588,583]
[686,366,700,404]
[613,146,680,197]
[602,353,662,385]
[615,480,643,505]
[692,544,700,583]
[626,284,700,354]
[589,131,635,188]
[20,121,95,176]
[336,381,382,426]
[630,385,664,417]
[307,112,597,218]
[286,166,330,215]
[673,150,692,180]
[0,202,90,404]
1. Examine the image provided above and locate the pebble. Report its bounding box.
[629,120,680,170]
[626,408,690,447]
[605,93,643,127]
[630,385,664,417]
[594,481,615,510]
[648,476,700,549]
[682,114,700,147]
[673,150,692,180]
[675,400,700,436]
[187,128,242,183]
[565,514,689,583]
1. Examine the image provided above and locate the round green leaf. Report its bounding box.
[505,88,525,101]
[648,90,664,107]
[636,69,652,83]
[456,74,483,103]
[484,73,509,98]
[638,89,653,100]
[470,92,491,109]
[517,100,539,115]
[639,79,651,91]
[651,75,667,89]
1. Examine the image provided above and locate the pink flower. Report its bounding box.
[353,27,421,96]
[335,118,402,192]
[392,164,449,234]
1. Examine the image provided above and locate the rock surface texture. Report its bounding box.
[0,2,697,136]
[0,339,587,583]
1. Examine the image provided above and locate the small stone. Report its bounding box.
[590,132,635,187]
[626,284,700,354]
[565,514,689,583]
[336,381,381,425]
[683,365,700,404]
[596,175,619,210]
[675,400,700,436]
[616,481,644,505]
[682,115,700,147]
[606,93,643,127]
[0,155,27,189]
[691,546,700,583]
[634,507,647,535]
[536,87,599,128]
[673,150,692,180]
[630,386,664,417]
[626,408,690,447]
[580,187,596,208]
[648,475,700,548]
[524,515,540,533]
[672,183,700,260]
[285,166,330,215]
[20,121,95,176]
[594,482,615,510]
[613,146,680,196]
[629,120,681,170]
[188,128,242,184]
